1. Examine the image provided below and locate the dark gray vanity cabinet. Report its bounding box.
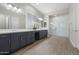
[35,31,40,40]
[27,31,35,44]
[0,30,48,54]
[10,31,35,52]
[39,30,48,39]
[20,32,27,47]
[0,34,10,54]
[34,30,48,40]
[10,33,20,52]
[20,31,35,47]
[39,30,43,39]
[43,30,48,38]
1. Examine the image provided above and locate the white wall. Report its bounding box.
[69,4,79,49]
[49,14,69,38]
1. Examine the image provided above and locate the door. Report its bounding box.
[69,24,77,47]
[76,4,79,48]
[69,4,77,47]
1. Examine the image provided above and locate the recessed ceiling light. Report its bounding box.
[14,7,17,10]
[6,4,12,10]
[12,7,18,12]
[1,4,23,14]
[8,4,12,8]
[17,8,22,13]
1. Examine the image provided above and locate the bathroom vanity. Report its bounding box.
[0,29,48,55]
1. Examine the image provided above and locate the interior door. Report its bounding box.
[76,4,79,48]
[69,23,77,47]
[69,4,77,47]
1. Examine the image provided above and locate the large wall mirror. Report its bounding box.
[27,13,46,29]
[8,15,26,29]
[0,14,26,29]
[0,14,8,29]
[0,13,46,29]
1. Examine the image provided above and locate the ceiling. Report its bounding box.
[6,3,70,15]
[0,3,70,16]
[30,3,70,15]
[0,3,26,16]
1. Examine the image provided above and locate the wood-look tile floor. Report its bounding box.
[12,35,79,55]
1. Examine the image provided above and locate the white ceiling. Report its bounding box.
[6,3,70,15]
[0,3,25,16]
[30,3,70,15]
[0,3,70,16]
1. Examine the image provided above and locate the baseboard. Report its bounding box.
[69,39,77,48]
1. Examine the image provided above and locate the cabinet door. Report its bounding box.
[28,31,35,44]
[39,31,42,39]
[20,32,28,47]
[39,30,48,39]
[10,33,20,52]
[44,30,48,38]
[0,34,10,54]
[20,32,35,47]
[39,30,44,39]
[35,31,39,40]
[24,31,35,45]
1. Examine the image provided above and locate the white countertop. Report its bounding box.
[0,28,48,34]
